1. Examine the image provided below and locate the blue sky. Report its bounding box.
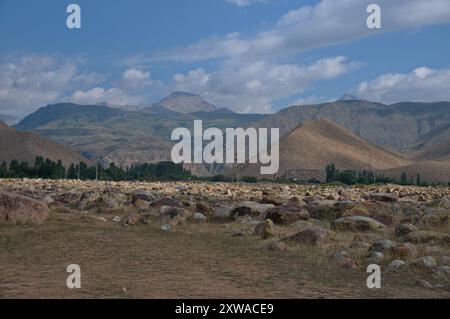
[1,0,450,118]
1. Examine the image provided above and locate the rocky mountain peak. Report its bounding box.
[153,91,217,113]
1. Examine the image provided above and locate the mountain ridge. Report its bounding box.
[0,122,89,167]
[235,118,411,180]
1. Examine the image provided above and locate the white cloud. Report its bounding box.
[70,87,144,106]
[357,67,450,104]
[141,0,450,63]
[69,68,165,106]
[73,72,106,88]
[0,56,78,117]
[173,56,359,113]
[120,68,153,90]
[0,56,161,117]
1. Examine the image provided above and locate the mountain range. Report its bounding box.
[3,92,450,182]
[15,93,267,167]
[251,100,450,152]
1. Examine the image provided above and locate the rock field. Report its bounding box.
[1,178,449,294]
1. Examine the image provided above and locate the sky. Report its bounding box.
[1,0,450,118]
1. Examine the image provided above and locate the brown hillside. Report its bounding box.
[415,139,450,161]
[235,119,411,179]
[0,123,89,167]
[411,125,450,161]
[380,161,450,184]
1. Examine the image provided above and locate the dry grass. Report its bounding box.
[0,215,449,299]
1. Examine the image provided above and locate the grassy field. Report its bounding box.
[1,214,448,299]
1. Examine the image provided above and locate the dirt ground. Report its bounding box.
[1,214,449,299]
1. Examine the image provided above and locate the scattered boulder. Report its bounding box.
[331,216,387,233]
[230,201,274,218]
[192,212,207,223]
[112,216,121,223]
[338,201,398,226]
[122,213,143,226]
[339,258,360,270]
[367,251,384,263]
[402,230,450,244]
[370,193,398,203]
[414,256,437,269]
[254,220,275,240]
[195,202,214,215]
[0,191,50,224]
[395,224,418,237]
[81,192,122,213]
[370,239,398,253]
[159,206,186,224]
[390,243,418,261]
[132,191,155,203]
[306,201,337,221]
[265,205,309,225]
[432,266,450,280]
[133,199,150,211]
[389,260,407,270]
[151,198,182,209]
[283,227,333,246]
[260,194,284,206]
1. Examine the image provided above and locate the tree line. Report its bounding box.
[1,157,447,186]
[0,157,191,181]
[325,163,442,186]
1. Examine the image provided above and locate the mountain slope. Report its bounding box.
[16,103,124,131]
[0,122,89,167]
[278,119,410,171]
[251,100,450,151]
[15,102,268,167]
[408,123,450,161]
[381,161,450,184]
[235,119,411,180]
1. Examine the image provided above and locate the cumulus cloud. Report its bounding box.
[0,56,79,117]
[172,56,359,113]
[141,0,450,63]
[70,87,144,106]
[0,56,160,117]
[69,68,164,106]
[120,68,153,90]
[357,67,450,104]
[73,72,106,88]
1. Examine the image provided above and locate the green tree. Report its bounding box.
[0,161,7,177]
[326,164,338,183]
[400,172,408,184]
[9,160,20,175]
[67,163,77,179]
